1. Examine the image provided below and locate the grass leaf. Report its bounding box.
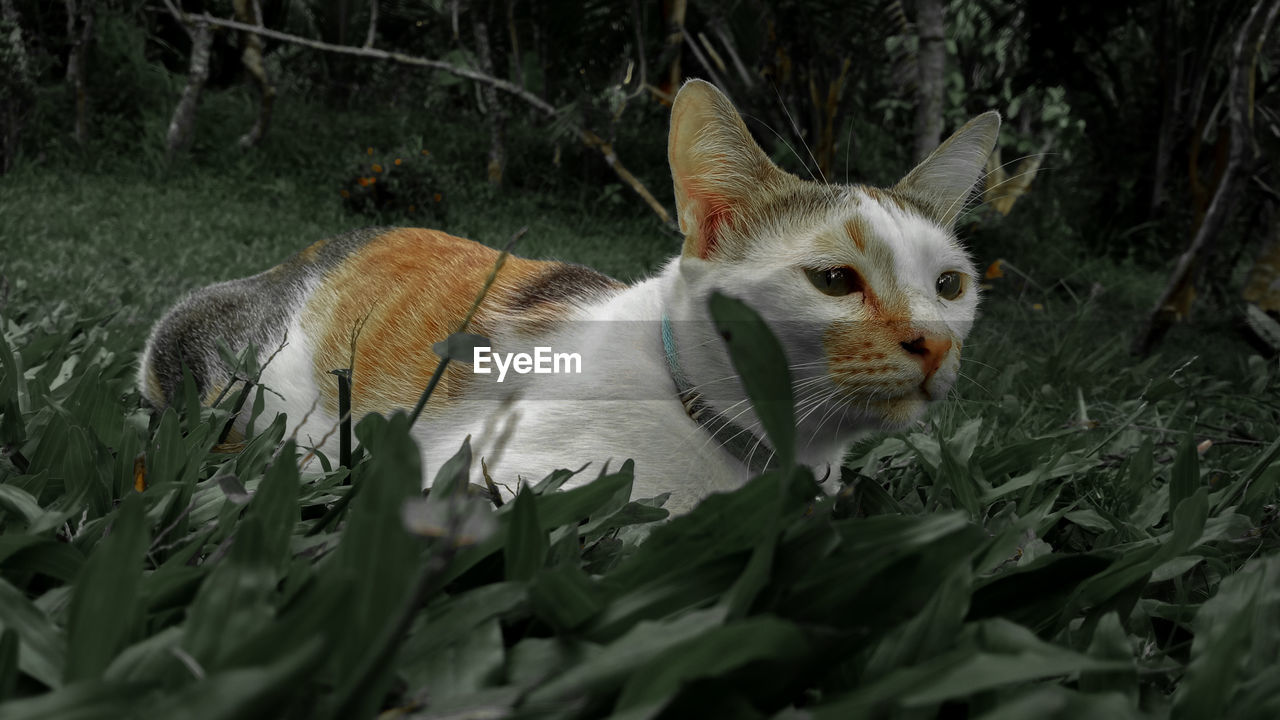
[63,493,148,683]
[505,485,548,582]
[1169,430,1199,519]
[612,617,809,719]
[530,563,604,632]
[1174,555,1280,719]
[0,579,64,689]
[707,292,795,468]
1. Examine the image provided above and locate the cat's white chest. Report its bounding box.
[421,278,750,512]
[422,397,744,513]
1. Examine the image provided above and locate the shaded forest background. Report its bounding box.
[2,0,1280,352]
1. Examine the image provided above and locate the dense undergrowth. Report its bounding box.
[1,89,1279,718]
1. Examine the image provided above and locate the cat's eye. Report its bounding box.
[805,267,862,297]
[936,271,965,301]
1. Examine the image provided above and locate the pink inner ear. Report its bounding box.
[690,189,732,259]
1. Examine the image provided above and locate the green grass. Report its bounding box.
[1,93,1278,718]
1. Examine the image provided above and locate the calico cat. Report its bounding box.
[138,80,998,513]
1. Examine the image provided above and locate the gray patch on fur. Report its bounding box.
[140,226,388,407]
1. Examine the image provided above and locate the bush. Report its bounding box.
[339,144,449,223]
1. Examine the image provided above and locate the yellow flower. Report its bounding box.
[433,193,442,202]
[394,158,402,166]
[421,149,430,156]
[340,189,350,198]
[372,163,383,173]
[366,147,374,155]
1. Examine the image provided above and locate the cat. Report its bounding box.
[138,80,999,514]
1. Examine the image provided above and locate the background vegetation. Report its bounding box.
[1,0,1278,718]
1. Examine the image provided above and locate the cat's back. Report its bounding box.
[138,227,621,416]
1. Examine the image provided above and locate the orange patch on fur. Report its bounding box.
[844,218,867,252]
[142,365,165,408]
[301,228,562,417]
[682,187,734,259]
[853,278,911,330]
[862,186,908,213]
[297,238,329,264]
[821,269,920,396]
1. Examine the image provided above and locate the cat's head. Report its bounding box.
[668,80,999,444]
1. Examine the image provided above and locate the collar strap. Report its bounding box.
[661,314,775,475]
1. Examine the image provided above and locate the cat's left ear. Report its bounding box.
[668,80,785,260]
[893,112,1001,228]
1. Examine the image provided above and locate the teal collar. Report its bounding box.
[661,314,775,475]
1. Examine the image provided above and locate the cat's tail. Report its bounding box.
[137,277,292,410]
[137,227,388,411]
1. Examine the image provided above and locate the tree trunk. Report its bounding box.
[363,0,377,48]
[913,0,946,163]
[663,0,687,100]
[506,0,523,90]
[0,0,34,174]
[472,3,506,186]
[1132,0,1280,356]
[811,59,850,181]
[64,0,95,147]
[334,0,350,45]
[166,22,215,161]
[1148,0,1180,216]
[234,0,276,148]
[323,0,351,99]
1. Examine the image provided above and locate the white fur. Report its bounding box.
[256,313,331,448]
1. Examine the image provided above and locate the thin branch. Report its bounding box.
[711,22,755,89]
[680,27,729,97]
[161,5,672,226]
[622,0,647,102]
[161,0,193,40]
[697,31,727,74]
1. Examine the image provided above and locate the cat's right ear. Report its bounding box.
[894,112,1001,228]
[668,80,780,260]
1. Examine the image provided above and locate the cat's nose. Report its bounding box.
[900,334,952,378]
